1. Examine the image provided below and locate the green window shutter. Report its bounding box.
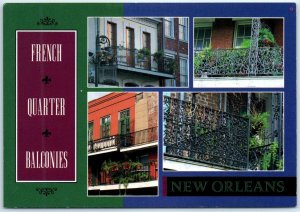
[100,124,102,138]
[108,122,110,136]
[125,117,130,133]
[118,120,121,135]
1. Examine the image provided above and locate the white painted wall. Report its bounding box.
[194,77,284,88]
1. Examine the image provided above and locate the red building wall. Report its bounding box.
[210,19,283,49]
[211,19,234,49]
[163,18,189,86]
[88,92,136,140]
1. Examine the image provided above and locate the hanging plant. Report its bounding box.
[259,28,276,47]
[122,161,131,170]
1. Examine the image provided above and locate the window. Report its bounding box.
[101,116,110,138]
[107,22,117,47]
[165,18,174,37]
[136,154,149,170]
[119,109,130,135]
[164,54,176,87]
[234,23,252,48]
[142,32,150,50]
[179,58,188,86]
[194,27,212,51]
[142,32,151,69]
[126,27,135,66]
[88,122,94,141]
[179,18,188,41]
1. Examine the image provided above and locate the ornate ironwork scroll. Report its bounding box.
[36,188,57,196]
[194,18,283,78]
[163,96,250,170]
[248,18,261,75]
[194,47,283,77]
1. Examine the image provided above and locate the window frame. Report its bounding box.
[164,18,175,38]
[194,25,212,51]
[178,18,188,42]
[88,121,94,141]
[179,57,188,87]
[118,109,130,135]
[233,20,252,48]
[100,115,111,138]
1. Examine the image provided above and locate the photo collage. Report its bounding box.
[87,17,284,196]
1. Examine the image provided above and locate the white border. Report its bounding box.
[16,30,77,182]
[192,17,285,88]
[86,17,190,89]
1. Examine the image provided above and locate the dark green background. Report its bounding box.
[4,3,123,208]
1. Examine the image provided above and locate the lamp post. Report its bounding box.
[92,34,111,87]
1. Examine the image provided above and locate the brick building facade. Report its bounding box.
[88,92,158,195]
[194,18,284,83]
[160,18,189,87]
[164,92,283,171]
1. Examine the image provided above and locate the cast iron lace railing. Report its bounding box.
[88,127,158,153]
[89,160,158,187]
[163,96,250,170]
[194,47,283,77]
[89,46,175,75]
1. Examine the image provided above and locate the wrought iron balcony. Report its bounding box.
[194,47,283,77]
[89,160,158,187]
[164,96,250,170]
[89,46,175,75]
[88,127,158,154]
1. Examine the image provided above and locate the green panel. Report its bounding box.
[4,3,123,208]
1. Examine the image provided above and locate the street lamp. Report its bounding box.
[90,34,111,87]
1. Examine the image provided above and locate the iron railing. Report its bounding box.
[89,160,158,186]
[90,46,175,75]
[163,96,250,170]
[194,47,283,77]
[88,127,158,154]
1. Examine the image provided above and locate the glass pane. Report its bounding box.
[179,17,184,25]
[195,41,203,50]
[245,25,252,36]
[179,26,184,40]
[237,25,245,36]
[197,28,204,39]
[236,38,244,47]
[165,21,170,36]
[204,38,211,48]
[204,28,212,38]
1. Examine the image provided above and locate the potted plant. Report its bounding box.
[152,50,164,63]
[259,28,276,47]
[111,161,119,172]
[132,161,143,170]
[137,48,151,60]
[101,160,111,184]
[118,176,134,195]
[122,161,131,170]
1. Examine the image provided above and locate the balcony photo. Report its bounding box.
[88,92,158,196]
[193,18,284,88]
[88,17,189,88]
[163,92,284,171]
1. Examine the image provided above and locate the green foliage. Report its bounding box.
[261,151,272,170]
[277,159,284,170]
[101,160,111,174]
[240,39,251,48]
[152,50,164,62]
[137,47,151,59]
[249,136,264,148]
[194,48,212,75]
[260,141,282,170]
[259,28,277,47]
[248,112,270,138]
